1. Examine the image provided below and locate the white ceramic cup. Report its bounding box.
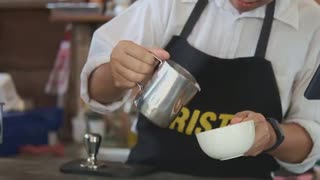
[196,120,255,160]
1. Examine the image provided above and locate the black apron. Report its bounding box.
[128,0,282,179]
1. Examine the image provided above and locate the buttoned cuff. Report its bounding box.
[276,119,320,174]
[80,56,132,114]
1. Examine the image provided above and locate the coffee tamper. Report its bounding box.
[80,133,105,169]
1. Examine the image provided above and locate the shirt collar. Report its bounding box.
[211,0,299,30]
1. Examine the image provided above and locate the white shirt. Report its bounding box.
[81,0,320,174]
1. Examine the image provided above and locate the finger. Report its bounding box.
[231,116,260,126]
[112,70,136,89]
[120,41,156,65]
[117,54,155,75]
[230,117,243,125]
[245,148,261,157]
[241,116,257,123]
[147,47,170,60]
[235,111,253,118]
[246,112,265,124]
[113,60,146,83]
[245,141,261,156]
[245,122,269,157]
[245,140,265,157]
[230,111,253,124]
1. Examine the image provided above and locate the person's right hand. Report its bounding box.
[110,40,170,90]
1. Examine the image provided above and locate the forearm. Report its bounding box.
[88,63,126,104]
[269,123,313,164]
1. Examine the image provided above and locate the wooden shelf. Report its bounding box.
[0,0,65,9]
[49,12,114,23]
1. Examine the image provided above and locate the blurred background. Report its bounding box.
[0,0,137,162]
[0,0,319,180]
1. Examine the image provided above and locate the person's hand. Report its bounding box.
[230,111,277,156]
[110,40,170,90]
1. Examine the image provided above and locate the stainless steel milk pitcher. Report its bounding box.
[134,55,201,128]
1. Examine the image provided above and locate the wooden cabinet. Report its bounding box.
[0,0,115,141]
[0,1,70,138]
[0,3,66,107]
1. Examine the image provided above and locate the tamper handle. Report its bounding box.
[83,133,102,162]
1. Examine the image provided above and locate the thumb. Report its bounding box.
[147,47,170,60]
[230,111,251,125]
[230,117,243,125]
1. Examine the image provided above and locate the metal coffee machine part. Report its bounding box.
[134,55,201,128]
[0,103,4,144]
[80,133,105,169]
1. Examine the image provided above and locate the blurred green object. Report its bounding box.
[317,160,320,166]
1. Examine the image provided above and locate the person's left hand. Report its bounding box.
[230,111,277,156]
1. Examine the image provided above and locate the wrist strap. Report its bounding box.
[264,118,284,152]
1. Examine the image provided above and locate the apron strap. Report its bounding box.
[255,0,276,58]
[180,0,208,39]
[180,0,275,58]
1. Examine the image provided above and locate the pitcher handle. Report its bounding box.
[151,54,163,65]
[136,82,144,91]
[136,53,163,90]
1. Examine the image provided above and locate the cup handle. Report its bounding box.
[135,53,164,91]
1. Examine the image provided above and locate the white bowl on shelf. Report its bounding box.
[196,120,255,160]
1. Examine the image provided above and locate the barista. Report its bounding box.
[81,0,320,178]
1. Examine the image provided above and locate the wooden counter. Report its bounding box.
[0,158,266,180]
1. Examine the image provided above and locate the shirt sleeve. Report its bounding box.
[80,0,172,114]
[276,28,320,174]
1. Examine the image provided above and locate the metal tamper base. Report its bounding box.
[80,133,105,169]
